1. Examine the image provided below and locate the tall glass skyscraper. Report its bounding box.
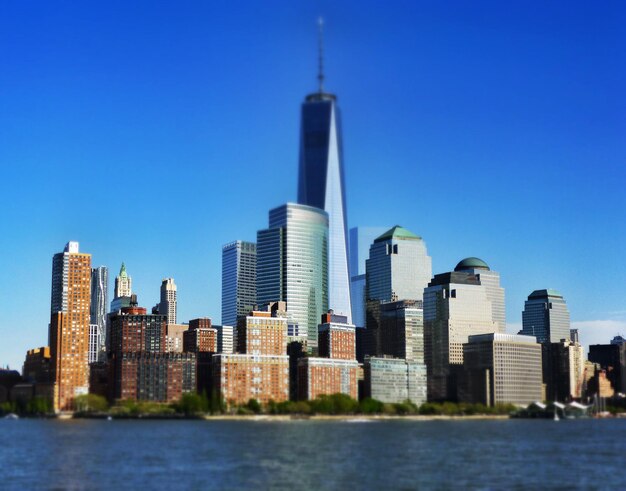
[90,266,108,360]
[297,73,351,323]
[257,203,328,351]
[520,289,570,344]
[221,240,257,327]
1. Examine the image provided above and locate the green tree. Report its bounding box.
[74,394,109,413]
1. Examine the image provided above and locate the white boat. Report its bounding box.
[4,413,19,420]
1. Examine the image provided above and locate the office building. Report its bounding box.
[165,324,188,353]
[221,241,257,327]
[589,343,626,394]
[159,278,177,324]
[453,257,505,333]
[90,266,108,359]
[88,324,101,364]
[423,258,500,401]
[297,44,351,323]
[363,357,427,405]
[460,333,543,406]
[318,311,356,360]
[49,241,92,411]
[543,340,585,401]
[349,227,388,326]
[366,226,432,304]
[110,263,132,313]
[214,325,234,354]
[520,289,570,344]
[297,357,359,400]
[257,203,328,351]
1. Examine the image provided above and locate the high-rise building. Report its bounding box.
[520,289,570,344]
[213,325,234,354]
[90,266,108,360]
[296,27,351,323]
[110,263,132,313]
[257,203,328,351]
[423,258,500,401]
[221,241,257,327]
[453,257,505,333]
[366,226,432,304]
[318,311,356,360]
[49,241,92,411]
[588,343,626,394]
[543,339,585,401]
[159,278,177,324]
[460,333,543,406]
[349,226,389,327]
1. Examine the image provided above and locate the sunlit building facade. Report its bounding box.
[221,240,257,327]
[520,289,570,344]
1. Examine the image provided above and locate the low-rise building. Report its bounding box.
[363,356,426,404]
[297,357,359,400]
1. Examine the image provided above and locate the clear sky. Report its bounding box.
[1,1,624,370]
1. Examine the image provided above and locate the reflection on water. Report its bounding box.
[1,419,625,490]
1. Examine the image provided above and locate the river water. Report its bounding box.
[1,418,624,490]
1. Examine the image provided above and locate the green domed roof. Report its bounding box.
[454,257,490,271]
[374,225,422,243]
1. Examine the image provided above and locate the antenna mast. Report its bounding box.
[317,17,325,93]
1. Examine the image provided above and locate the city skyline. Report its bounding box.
[1,2,625,370]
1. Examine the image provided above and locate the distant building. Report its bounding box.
[423,258,501,401]
[318,311,356,360]
[109,302,166,354]
[349,226,388,326]
[22,347,52,384]
[110,263,132,313]
[520,289,570,344]
[366,225,432,304]
[221,241,257,327]
[183,318,216,396]
[363,357,427,405]
[159,278,177,324]
[460,333,543,406]
[543,340,585,401]
[257,203,328,351]
[88,324,101,363]
[611,335,626,346]
[588,343,626,394]
[49,241,92,411]
[165,324,188,353]
[90,266,108,359]
[570,329,579,344]
[297,357,359,400]
[214,325,234,354]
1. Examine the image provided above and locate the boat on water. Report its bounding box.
[4,413,19,420]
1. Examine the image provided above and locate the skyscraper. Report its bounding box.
[297,21,351,322]
[520,289,570,344]
[90,266,108,360]
[49,241,92,410]
[221,240,257,327]
[366,226,432,303]
[349,226,388,327]
[110,263,132,313]
[257,203,328,351]
[423,258,500,401]
[159,278,177,325]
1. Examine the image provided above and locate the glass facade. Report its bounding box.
[221,241,257,327]
[297,94,351,322]
[257,203,328,350]
[521,289,570,344]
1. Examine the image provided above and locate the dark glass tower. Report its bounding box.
[297,20,352,323]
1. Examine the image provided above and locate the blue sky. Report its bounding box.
[1,1,625,369]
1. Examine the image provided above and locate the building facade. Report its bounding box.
[363,357,427,405]
[221,241,257,327]
[49,241,92,411]
[520,289,570,344]
[297,82,351,323]
[423,259,500,401]
[90,266,108,359]
[588,343,626,394]
[257,203,328,351]
[159,278,177,325]
[460,333,543,406]
[297,357,359,401]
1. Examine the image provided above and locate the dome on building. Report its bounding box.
[454,257,490,271]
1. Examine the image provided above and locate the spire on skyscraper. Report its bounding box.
[317,17,325,93]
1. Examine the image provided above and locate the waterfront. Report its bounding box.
[1,419,625,490]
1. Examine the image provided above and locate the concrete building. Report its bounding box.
[49,241,92,411]
[88,324,101,364]
[366,226,432,304]
[460,333,543,406]
[221,240,257,327]
[236,307,288,356]
[165,324,188,353]
[423,258,500,401]
[90,266,108,360]
[109,302,167,354]
[520,289,570,344]
[183,318,217,354]
[363,357,427,404]
[214,325,234,354]
[22,347,52,384]
[257,203,328,351]
[297,75,352,324]
[159,278,177,325]
[110,263,132,313]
